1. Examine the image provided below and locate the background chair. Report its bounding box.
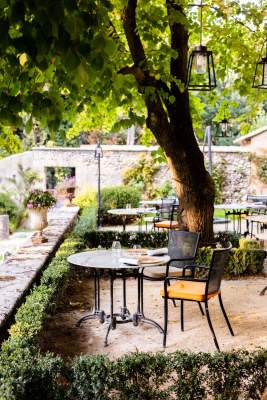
[154,203,181,230]
[139,230,201,315]
[161,244,234,351]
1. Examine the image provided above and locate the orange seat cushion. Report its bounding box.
[154,221,179,229]
[160,281,219,302]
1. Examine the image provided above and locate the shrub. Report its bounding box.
[101,186,141,224]
[122,155,160,197]
[101,186,141,212]
[84,230,168,249]
[0,192,22,231]
[73,187,97,209]
[73,207,97,237]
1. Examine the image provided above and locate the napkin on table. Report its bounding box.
[147,247,168,256]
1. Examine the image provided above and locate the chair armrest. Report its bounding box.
[167,257,195,266]
[182,264,209,270]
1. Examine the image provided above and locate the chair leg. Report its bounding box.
[163,297,168,347]
[180,300,184,331]
[198,302,205,316]
[205,301,220,351]
[218,293,234,336]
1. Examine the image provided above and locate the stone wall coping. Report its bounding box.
[202,145,250,153]
[32,145,159,152]
[32,144,250,153]
[0,206,79,334]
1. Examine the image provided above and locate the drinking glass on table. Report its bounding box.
[112,241,121,259]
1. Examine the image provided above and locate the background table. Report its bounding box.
[68,249,169,346]
[215,203,266,233]
[107,207,156,231]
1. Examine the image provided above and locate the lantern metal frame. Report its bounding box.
[186,45,216,91]
[252,40,267,89]
[186,1,216,91]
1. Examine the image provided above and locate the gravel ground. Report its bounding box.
[40,273,267,360]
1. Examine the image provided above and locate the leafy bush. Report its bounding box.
[101,186,141,212]
[101,186,141,224]
[84,230,168,249]
[73,187,97,209]
[150,180,175,199]
[0,192,22,231]
[122,155,160,197]
[72,207,97,237]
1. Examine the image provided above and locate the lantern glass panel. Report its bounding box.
[193,53,207,74]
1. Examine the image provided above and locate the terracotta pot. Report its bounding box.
[28,207,48,230]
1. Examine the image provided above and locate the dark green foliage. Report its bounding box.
[72,206,97,237]
[100,186,141,224]
[0,192,21,231]
[215,231,241,248]
[84,230,168,249]
[101,186,141,212]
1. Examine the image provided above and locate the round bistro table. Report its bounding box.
[68,249,170,346]
[107,207,156,231]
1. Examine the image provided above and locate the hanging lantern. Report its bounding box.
[186,1,216,91]
[186,45,216,91]
[252,41,267,89]
[216,118,232,137]
[215,107,232,138]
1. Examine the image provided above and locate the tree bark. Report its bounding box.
[121,0,215,243]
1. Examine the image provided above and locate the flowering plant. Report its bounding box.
[26,189,56,209]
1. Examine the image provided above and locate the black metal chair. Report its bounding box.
[143,198,175,231]
[154,203,181,230]
[139,230,201,315]
[161,244,234,351]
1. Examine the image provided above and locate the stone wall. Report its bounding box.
[0,145,251,203]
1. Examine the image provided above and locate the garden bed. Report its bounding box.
[1,210,267,399]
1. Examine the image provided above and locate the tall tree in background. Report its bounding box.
[0,0,265,241]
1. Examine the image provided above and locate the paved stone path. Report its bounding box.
[0,206,79,334]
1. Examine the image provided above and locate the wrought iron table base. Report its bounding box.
[76,269,163,346]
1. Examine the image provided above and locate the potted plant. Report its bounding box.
[26,189,56,230]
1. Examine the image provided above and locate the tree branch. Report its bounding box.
[121,0,172,125]
[166,0,189,88]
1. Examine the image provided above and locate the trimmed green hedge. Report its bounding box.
[0,215,267,399]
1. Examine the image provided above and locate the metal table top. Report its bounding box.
[68,249,170,270]
[214,203,266,210]
[107,207,156,216]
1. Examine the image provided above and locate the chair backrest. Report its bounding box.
[168,230,200,267]
[159,198,175,220]
[206,245,232,296]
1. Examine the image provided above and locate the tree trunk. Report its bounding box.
[121,0,215,243]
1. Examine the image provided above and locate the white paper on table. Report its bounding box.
[147,247,168,256]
